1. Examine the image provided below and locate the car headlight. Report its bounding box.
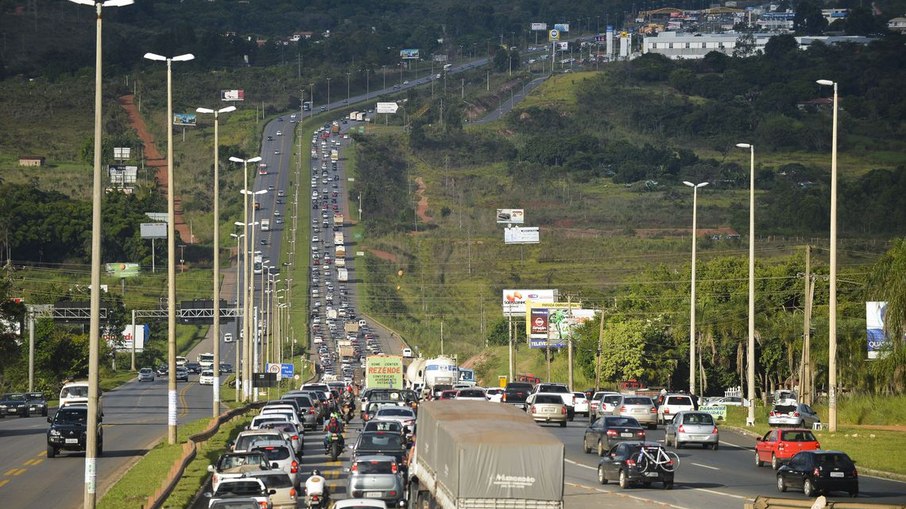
[50,429,61,436]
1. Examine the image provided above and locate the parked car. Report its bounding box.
[614,395,658,430]
[657,394,696,424]
[768,402,821,429]
[527,393,568,427]
[664,411,719,449]
[776,450,858,498]
[584,416,646,456]
[597,441,676,489]
[755,428,821,470]
[346,455,406,506]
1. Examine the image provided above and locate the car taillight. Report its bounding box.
[291,460,298,473]
[650,407,657,413]
[292,435,299,441]
[853,468,858,478]
[816,442,821,448]
[607,429,618,436]
[391,462,398,474]
[351,463,358,472]
[678,425,685,433]
[308,409,315,414]
[311,495,320,502]
[769,411,776,416]
[794,412,800,417]
[636,431,646,438]
[712,426,719,434]
[626,458,636,467]
[258,502,268,509]
[289,488,297,498]
[620,406,627,413]
[502,394,507,402]
[561,405,567,414]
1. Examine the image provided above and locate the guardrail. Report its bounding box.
[744,496,906,509]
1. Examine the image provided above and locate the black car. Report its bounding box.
[47,404,103,458]
[777,450,859,497]
[352,431,408,465]
[24,392,48,416]
[584,416,647,456]
[597,441,676,490]
[0,393,31,417]
[220,363,234,373]
[185,362,202,374]
[502,382,534,410]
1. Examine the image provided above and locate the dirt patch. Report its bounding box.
[370,249,399,264]
[460,352,489,370]
[118,94,191,243]
[414,176,433,224]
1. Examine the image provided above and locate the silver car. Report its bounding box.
[768,402,821,428]
[593,392,623,420]
[138,368,155,382]
[528,393,568,427]
[665,411,719,449]
[613,395,658,429]
[346,455,406,506]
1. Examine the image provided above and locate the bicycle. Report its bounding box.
[635,447,679,473]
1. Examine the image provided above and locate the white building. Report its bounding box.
[642,31,875,60]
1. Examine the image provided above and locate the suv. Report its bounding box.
[657,394,696,424]
[531,383,576,420]
[46,404,102,458]
[502,382,534,410]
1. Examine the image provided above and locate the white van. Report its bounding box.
[59,381,103,416]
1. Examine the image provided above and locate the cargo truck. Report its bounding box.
[337,268,348,282]
[407,401,564,509]
[344,322,360,334]
[338,339,355,359]
[333,213,344,226]
[365,354,404,389]
[336,257,346,268]
[261,219,270,231]
[336,245,346,258]
[330,149,339,162]
[334,232,344,246]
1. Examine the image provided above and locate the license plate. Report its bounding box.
[621,433,634,438]
[65,439,79,444]
[644,472,659,477]
[365,493,383,498]
[633,409,644,413]
[544,407,556,413]
[830,472,844,478]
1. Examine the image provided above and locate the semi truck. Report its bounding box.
[407,401,564,509]
[365,354,404,389]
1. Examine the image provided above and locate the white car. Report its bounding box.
[573,392,590,416]
[223,333,233,343]
[199,370,215,385]
[333,500,388,509]
[658,394,696,424]
[486,388,504,403]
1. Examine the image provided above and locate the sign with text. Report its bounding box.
[400,48,420,60]
[548,29,560,42]
[699,405,728,421]
[140,222,167,239]
[376,102,399,114]
[365,355,404,389]
[220,89,245,102]
[504,225,539,244]
[531,22,548,31]
[502,289,557,316]
[866,301,889,360]
[554,23,570,32]
[525,301,592,348]
[496,208,525,224]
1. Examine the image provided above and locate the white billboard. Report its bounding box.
[140,222,167,239]
[502,289,557,316]
[866,301,889,360]
[376,102,399,114]
[496,208,524,224]
[119,324,148,352]
[504,225,539,244]
[221,89,245,102]
[531,22,548,31]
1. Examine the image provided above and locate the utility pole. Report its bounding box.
[567,295,574,392]
[595,305,605,391]
[800,245,814,406]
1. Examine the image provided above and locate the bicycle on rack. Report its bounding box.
[636,446,680,473]
[596,442,677,490]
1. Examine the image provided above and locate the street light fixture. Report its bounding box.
[144,50,194,446]
[683,180,708,395]
[817,78,839,433]
[68,0,133,506]
[240,188,266,399]
[197,105,235,417]
[736,143,757,426]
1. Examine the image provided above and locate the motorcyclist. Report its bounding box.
[323,414,345,450]
[305,469,329,505]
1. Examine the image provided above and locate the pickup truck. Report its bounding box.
[502,381,534,410]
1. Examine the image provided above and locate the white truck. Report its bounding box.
[261,219,270,231]
[198,352,214,369]
[407,401,564,509]
[334,232,344,246]
[337,268,348,282]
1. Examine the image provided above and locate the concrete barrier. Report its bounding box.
[744,496,906,509]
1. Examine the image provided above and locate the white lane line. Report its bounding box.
[695,488,747,500]
[566,481,692,509]
[691,462,720,470]
[566,458,597,471]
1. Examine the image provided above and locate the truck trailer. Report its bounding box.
[408,401,564,509]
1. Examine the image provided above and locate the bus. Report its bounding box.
[303,101,312,111]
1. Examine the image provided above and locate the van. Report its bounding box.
[59,381,103,416]
[176,356,188,368]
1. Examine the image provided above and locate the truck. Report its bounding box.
[336,245,346,258]
[337,268,348,282]
[344,322,360,334]
[197,352,214,369]
[348,111,358,121]
[254,201,261,211]
[337,339,355,359]
[330,149,339,162]
[365,354,404,389]
[303,101,312,111]
[334,232,344,246]
[405,357,427,393]
[335,257,346,268]
[253,255,263,275]
[424,356,458,394]
[407,401,564,509]
[261,219,270,231]
[333,213,344,226]
[354,112,365,121]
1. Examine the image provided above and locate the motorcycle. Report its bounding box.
[341,403,355,424]
[326,432,343,460]
[304,481,329,509]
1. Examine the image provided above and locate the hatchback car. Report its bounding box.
[777,450,858,498]
[592,392,623,421]
[768,402,821,429]
[199,370,215,385]
[251,441,301,487]
[573,392,590,416]
[614,396,658,429]
[528,393,568,427]
[597,441,676,489]
[756,428,821,470]
[584,416,646,456]
[665,411,719,449]
[346,455,406,506]
[138,367,155,382]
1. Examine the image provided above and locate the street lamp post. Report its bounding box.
[144,50,195,445]
[683,181,708,395]
[326,77,331,112]
[309,83,314,117]
[346,71,351,104]
[68,0,133,506]
[817,79,839,433]
[737,143,757,426]
[197,105,235,418]
[229,155,262,400]
[230,232,244,401]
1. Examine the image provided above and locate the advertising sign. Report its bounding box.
[140,222,167,239]
[376,102,399,114]
[525,302,593,348]
[866,301,889,360]
[220,89,245,102]
[400,48,420,60]
[119,324,149,352]
[105,263,140,278]
[108,165,138,185]
[502,289,557,316]
[504,225,540,244]
[366,355,404,389]
[554,23,570,32]
[548,29,560,42]
[173,113,196,126]
[531,22,548,31]
[699,405,728,421]
[557,41,569,51]
[496,208,525,224]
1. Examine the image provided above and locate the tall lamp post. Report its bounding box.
[346,71,351,104]
[144,50,195,445]
[230,232,244,401]
[326,77,331,112]
[197,105,235,417]
[683,181,708,395]
[736,143,757,426]
[817,78,839,433]
[68,0,133,506]
[229,155,261,400]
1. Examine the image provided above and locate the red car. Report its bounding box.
[755,428,820,470]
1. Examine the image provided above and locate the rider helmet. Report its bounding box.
[312,469,322,477]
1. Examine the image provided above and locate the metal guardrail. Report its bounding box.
[745,496,906,509]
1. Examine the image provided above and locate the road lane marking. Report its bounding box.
[24,458,43,466]
[566,481,691,509]
[566,458,597,470]
[0,479,9,488]
[5,468,25,476]
[695,488,747,500]
[691,462,720,470]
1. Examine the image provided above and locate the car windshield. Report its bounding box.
[458,390,485,398]
[359,434,404,449]
[215,481,264,497]
[782,430,817,442]
[682,413,714,425]
[355,460,396,474]
[623,397,652,405]
[54,408,87,424]
[6,393,26,402]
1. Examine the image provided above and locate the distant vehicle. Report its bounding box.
[657,394,695,424]
[583,416,646,455]
[199,370,215,385]
[223,332,233,343]
[527,393,568,427]
[138,368,155,382]
[776,450,858,497]
[573,392,590,416]
[175,366,189,382]
[613,395,658,429]
[276,130,283,136]
[664,411,719,449]
[0,393,30,417]
[768,402,821,429]
[258,163,268,175]
[24,392,48,416]
[401,348,413,358]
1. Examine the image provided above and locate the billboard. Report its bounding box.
[400,48,420,60]
[548,29,560,42]
[531,22,548,31]
[376,102,399,114]
[866,301,889,360]
[554,23,570,32]
[173,113,196,126]
[221,89,245,102]
[496,208,525,224]
[502,289,557,316]
[108,165,138,185]
[525,302,595,348]
[106,263,140,278]
[140,222,167,239]
[557,41,569,51]
[504,225,540,244]
[366,355,404,389]
[119,324,149,352]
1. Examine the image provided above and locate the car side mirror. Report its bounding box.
[207,465,215,473]
[47,416,52,423]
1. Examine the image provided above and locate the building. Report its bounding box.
[887,16,906,33]
[18,155,45,167]
[642,31,875,60]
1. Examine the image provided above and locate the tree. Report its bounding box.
[794,0,828,35]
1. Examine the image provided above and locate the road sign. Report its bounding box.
[548,29,560,42]
[267,363,280,374]
[280,363,294,379]
[376,102,399,114]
